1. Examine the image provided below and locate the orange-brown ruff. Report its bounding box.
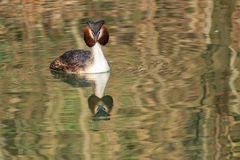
[49,20,109,73]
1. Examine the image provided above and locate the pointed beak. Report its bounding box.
[94,105,110,120]
[87,20,104,40]
[93,32,100,41]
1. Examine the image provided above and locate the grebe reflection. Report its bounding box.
[51,71,113,120]
[88,94,113,120]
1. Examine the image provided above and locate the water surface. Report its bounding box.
[0,0,240,160]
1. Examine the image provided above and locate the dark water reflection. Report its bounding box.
[0,0,240,160]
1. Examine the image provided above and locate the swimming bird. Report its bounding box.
[49,20,110,73]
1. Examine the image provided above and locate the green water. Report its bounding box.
[0,0,240,160]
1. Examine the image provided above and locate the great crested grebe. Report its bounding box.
[49,20,110,73]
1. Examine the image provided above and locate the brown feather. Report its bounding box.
[84,26,96,47]
[49,49,93,73]
[98,25,109,46]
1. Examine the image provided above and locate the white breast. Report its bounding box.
[87,43,110,73]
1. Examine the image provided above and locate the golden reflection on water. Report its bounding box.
[0,0,240,160]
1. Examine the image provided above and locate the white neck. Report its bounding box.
[88,43,110,73]
[93,73,110,98]
[83,73,110,98]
